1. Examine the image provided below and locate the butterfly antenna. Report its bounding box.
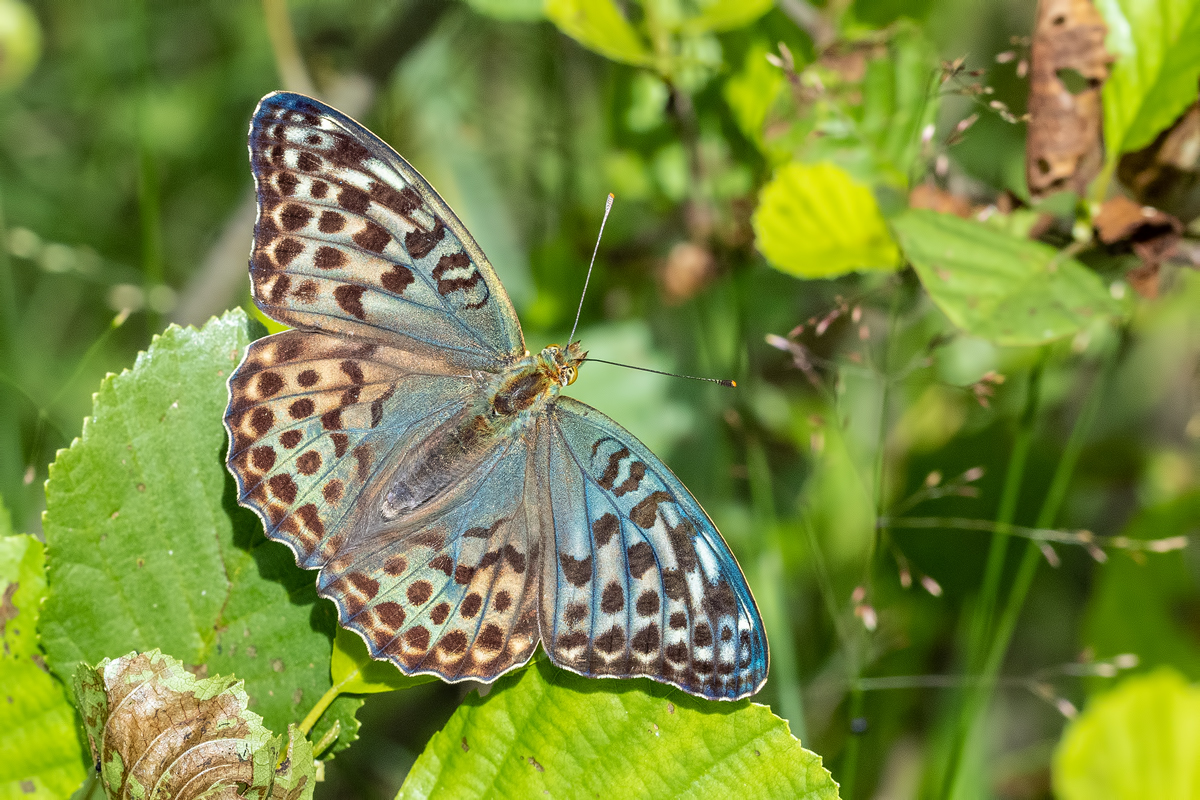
[568,193,615,345]
[581,358,737,388]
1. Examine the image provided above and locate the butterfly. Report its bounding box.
[224,91,768,700]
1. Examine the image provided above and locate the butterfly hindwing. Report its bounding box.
[537,397,768,701]
[315,433,541,681]
[249,91,524,369]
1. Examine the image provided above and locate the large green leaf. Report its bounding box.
[544,0,652,66]
[396,661,840,799]
[1053,668,1200,800]
[40,311,344,738]
[73,649,314,800]
[753,161,901,278]
[1097,0,1200,166]
[0,535,86,800]
[892,209,1125,346]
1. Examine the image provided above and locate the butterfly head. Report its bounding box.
[540,342,587,387]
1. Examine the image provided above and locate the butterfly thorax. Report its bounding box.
[379,343,585,521]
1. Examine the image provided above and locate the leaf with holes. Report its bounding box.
[396,660,839,799]
[892,209,1125,346]
[0,535,87,799]
[39,310,344,740]
[72,649,315,800]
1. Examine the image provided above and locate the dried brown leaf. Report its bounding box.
[73,650,314,800]
[1117,101,1200,216]
[1025,0,1113,197]
[1094,195,1183,298]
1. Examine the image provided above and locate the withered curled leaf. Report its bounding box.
[73,649,314,800]
[1094,195,1183,298]
[1026,0,1113,197]
[1117,101,1200,216]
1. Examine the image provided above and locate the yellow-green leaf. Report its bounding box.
[684,0,774,32]
[330,627,436,695]
[1054,668,1200,800]
[753,161,901,278]
[544,0,652,66]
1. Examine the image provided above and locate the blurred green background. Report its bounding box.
[1,0,1198,798]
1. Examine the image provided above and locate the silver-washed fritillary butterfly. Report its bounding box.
[223,91,768,700]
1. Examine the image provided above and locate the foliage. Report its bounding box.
[400,660,838,800]
[1053,668,1200,800]
[0,0,1198,798]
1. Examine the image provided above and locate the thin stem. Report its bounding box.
[946,345,1117,799]
[746,435,806,740]
[262,0,318,96]
[940,355,1045,797]
[298,683,341,737]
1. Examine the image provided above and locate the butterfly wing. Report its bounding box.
[535,397,768,700]
[226,330,477,569]
[248,91,524,369]
[226,330,542,681]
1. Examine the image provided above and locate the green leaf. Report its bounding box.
[892,209,1125,346]
[724,42,784,151]
[1083,493,1200,680]
[1097,0,1200,166]
[272,726,317,800]
[40,311,339,738]
[544,0,653,66]
[330,626,437,695]
[1053,668,1200,800]
[683,0,774,32]
[0,535,87,800]
[466,0,543,21]
[312,695,364,760]
[753,161,901,278]
[73,649,314,800]
[396,661,840,799]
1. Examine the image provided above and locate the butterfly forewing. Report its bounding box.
[249,91,524,369]
[538,398,768,700]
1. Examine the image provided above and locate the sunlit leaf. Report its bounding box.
[544,0,653,66]
[397,660,840,799]
[1097,0,1200,165]
[892,209,1125,346]
[73,649,315,800]
[724,42,784,151]
[684,0,774,32]
[753,161,901,278]
[40,311,341,738]
[331,627,436,696]
[0,535,86,799]
[1054,668,1200,800]
[466,0,543,21]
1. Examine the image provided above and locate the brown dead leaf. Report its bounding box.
[909,183,977,218]
[660,242,715,304]
[1094,195,1183,298]
[1118,101,1200,218]
[73,649,314,800]
[1025,0,1113,198]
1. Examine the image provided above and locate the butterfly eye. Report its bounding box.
[562,366,577,386]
